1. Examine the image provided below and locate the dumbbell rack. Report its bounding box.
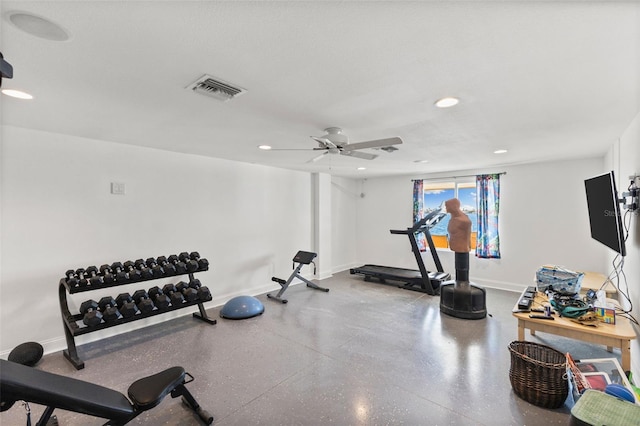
[58,258,216,370]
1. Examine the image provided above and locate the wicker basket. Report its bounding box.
[508,341,569,408]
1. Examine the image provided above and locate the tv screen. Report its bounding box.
[584,171,626,256]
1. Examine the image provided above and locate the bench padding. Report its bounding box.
[0,359,134,421]
[127,366,185,411]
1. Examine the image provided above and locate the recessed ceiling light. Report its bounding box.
[1,89,33,99]
[435,97,459,108]
[7,11,71,41]
[413,159,429,164]
[258,145,272,150]
[357,167,366,171]
[494,149,508,154]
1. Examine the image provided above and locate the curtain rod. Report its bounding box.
[411,171,506,182]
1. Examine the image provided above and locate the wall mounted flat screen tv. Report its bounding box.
[584,171,626,257]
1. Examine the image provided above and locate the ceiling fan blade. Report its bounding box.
[341,137,403,151]
[307,151,329,163]
[311,136,328,144]
[340,150,378,160]
[311,136,338,149]
[268,148,316,151]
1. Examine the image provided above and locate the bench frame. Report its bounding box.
[0,359,213,425]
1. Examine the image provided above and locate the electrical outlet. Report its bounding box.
[110,182,126,195]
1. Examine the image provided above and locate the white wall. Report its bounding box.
[0,125,314,355]
[330,176,359,273]
[3,122,636,375]
[610,111,640,375]
[313,173,333,279]
[355,157,607,292]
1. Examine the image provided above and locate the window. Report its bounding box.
[413,174,502,258]
[414,180,477,251]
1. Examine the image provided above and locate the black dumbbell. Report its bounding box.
[167,254,188,274]
[176,281,198,302]
[85,266,103,286]
[148,286,170,310]
[132,289,155,314]
[115,293,139,318]
[163,284,185,306]
[65,269,80,288]
[76,268,89,287]
[189,252,209,270]
[100,264,115,284]
[123,261,141,282]
[98,296,121,323]
[133,259,153,280]
[156,256,177,276]
[111,262,129,283]
[179,252,199,272]
[189,278,211,301]
[145,258,165,278]
[80,299,103,327]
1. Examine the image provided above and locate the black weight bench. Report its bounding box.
[0,359,213,425]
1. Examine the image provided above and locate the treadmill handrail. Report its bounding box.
[411,209,446,232]
[390,208,446,235]
[389,229,407,234]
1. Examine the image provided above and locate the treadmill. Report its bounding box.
[350,209,451,295]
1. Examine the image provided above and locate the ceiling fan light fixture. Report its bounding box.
[435,97,459,108]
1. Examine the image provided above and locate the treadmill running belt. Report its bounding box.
[352,265,422,280]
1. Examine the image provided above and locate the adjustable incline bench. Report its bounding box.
[0,359,213,425]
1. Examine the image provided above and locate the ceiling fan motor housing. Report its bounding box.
[323,127,349,145]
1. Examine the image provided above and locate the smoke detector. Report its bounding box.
[186,74,246,101]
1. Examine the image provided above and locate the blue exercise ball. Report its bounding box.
[220,295,264,320]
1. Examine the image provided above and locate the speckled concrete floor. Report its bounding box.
[1,271,621,425]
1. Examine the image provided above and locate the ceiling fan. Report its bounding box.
[271,127,403,163]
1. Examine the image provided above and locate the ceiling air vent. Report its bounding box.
[378,146,399,153]
[186,74,246,101]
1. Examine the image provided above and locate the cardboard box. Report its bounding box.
[594,307,616,324]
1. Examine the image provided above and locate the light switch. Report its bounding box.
[111,182,126,195]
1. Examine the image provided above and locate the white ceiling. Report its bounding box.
[1,1,639,178]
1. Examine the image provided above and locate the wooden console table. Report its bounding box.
[512,295,636,371]
[579,271,617,297]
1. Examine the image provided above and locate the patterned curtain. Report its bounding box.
[476,174,501,258]
[412,179,426,251]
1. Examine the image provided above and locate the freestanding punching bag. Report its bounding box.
[439,252,487,319]
[439,198,487,319]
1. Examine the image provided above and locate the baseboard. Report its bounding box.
[330,264,524,294]
[0,284,284,359]
[472,277,526,293]
[332,262,358,274]
[0,273,525,359]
